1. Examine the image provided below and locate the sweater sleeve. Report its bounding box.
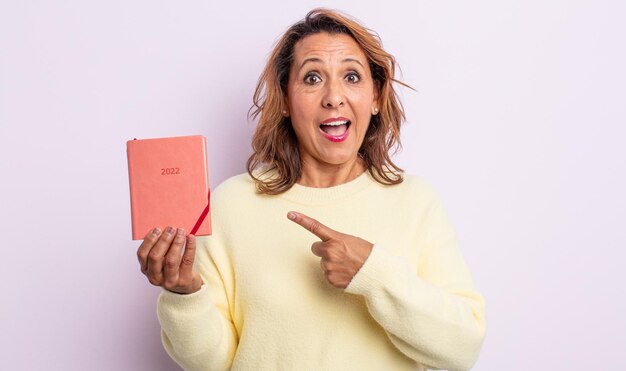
[157,234,238,371]
[344,190,486,371]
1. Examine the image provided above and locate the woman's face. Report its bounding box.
[286,32,379,171]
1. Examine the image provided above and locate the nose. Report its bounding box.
[322,79,345,108]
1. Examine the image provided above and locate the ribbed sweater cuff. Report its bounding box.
[160,284,209,305]
[345,244,404,296]
[158,284,215,321]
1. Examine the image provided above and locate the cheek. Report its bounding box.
[351,92,375,120]
[291,95,317,119]
[290,99,319,133]
[349,89,375,111]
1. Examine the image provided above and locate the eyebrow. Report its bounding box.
[299,57,365,70]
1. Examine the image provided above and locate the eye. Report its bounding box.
[346,72,360,84]
[304,73,321,85]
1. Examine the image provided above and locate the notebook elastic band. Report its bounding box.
[190,188,210,235]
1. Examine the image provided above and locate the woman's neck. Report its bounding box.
[297,157,366,188]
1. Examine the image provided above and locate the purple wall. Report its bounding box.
[1,1,625,370]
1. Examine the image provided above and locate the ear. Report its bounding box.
[371,80,381,115]
[373,80,381,100]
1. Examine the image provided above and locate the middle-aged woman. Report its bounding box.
[137,8,486,371]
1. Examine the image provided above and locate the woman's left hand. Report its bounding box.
[288,211,373,289]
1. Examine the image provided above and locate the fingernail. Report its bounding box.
[152,227,161,236]
[177,228,184,237]
[287,212,297,220]
[166,226,174,235]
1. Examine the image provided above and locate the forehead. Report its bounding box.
[292,32,368,64]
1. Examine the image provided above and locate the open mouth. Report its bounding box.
[319,120,351,142]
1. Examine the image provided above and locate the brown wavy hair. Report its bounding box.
[247,8,412,194]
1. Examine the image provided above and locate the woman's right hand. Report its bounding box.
[137,226,204,295]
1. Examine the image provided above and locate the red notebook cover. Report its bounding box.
[126,135,212,240]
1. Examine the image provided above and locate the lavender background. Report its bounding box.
[1,1,625,370]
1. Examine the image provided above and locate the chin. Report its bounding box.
[320,151,358,166]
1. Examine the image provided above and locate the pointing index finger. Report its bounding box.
[287,211,337,241]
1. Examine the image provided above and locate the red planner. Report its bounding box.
[126,135,212,240]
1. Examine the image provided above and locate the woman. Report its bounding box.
[137,8,486,371]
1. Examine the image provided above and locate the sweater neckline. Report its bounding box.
[280,170,374,206]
